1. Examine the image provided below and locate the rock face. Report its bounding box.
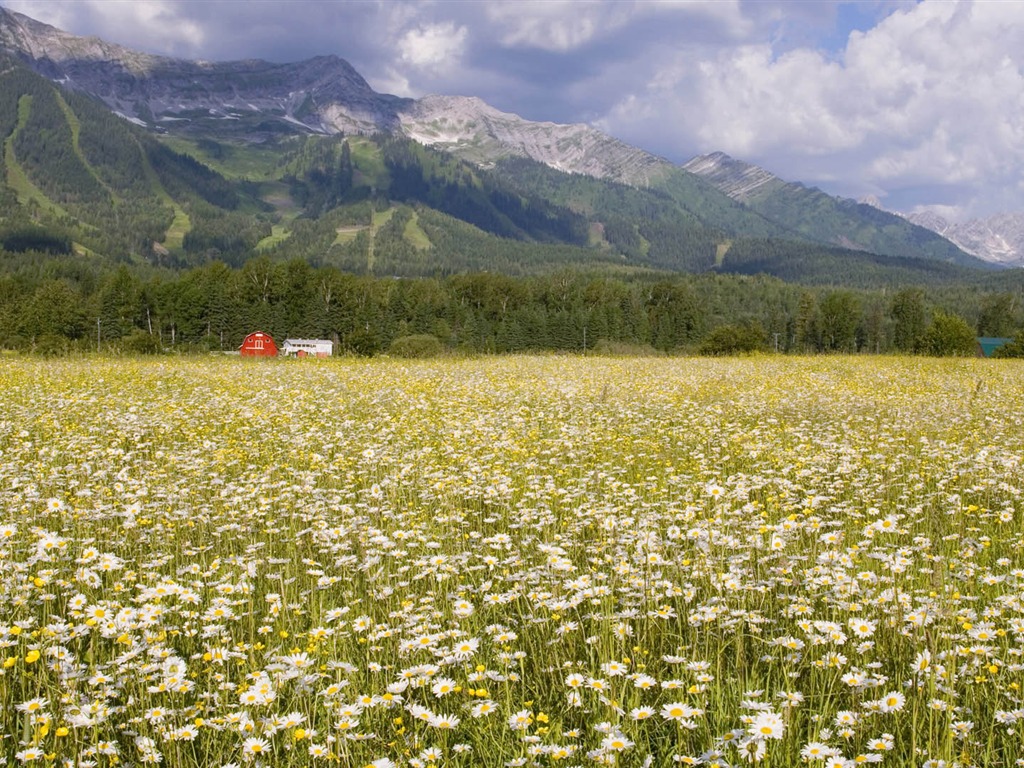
[0,7,409,134]
[906,212,1024,268]
[0,7,668,185]
[400,95,669,186]
[681,152,780,201]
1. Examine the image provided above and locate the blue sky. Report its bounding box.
[7,0,1024,220]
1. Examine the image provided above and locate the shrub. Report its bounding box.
[922,312,976,357]
[120,330,164,355]
[345,328,383,356]
[992,331,1024,358]
[389,334,444,358]
[32,334,71,357]
[698,321,767,356]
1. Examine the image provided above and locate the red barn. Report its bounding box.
[240,331,278,357]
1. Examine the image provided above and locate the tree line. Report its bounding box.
[1,253,1021,357]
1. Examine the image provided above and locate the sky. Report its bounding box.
[6,0,1024,220]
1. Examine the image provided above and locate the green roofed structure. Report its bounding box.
[977,338,1013,357]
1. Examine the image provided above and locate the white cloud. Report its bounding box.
[370,67,415,98]
[485,0,623,52]
[398,21,467,72]
[600,0,1024,215]
[482,0,748,52]
[7,0,206,56]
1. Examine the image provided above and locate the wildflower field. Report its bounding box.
[2,355,1024,768]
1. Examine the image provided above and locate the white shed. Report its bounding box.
[282,338,334,358]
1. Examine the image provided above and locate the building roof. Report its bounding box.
[977,337,1013,357]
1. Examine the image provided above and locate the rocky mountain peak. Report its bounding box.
[906,211,1024,267]
[400,94,670,185]
[0,7,670,183]
[0,6,163,74]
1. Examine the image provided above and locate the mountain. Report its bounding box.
[905,211,1024,268]
[0,49,268,263]
[0,6,671,188]
[682,152,987,269]
[0,7,408,134]
[0,5,995,284]
[0,51,727,274]
[399,95,669,187]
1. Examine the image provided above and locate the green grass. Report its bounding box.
[715,239,732,267]
[403,209,432,249]
[54,91,119,205]
[366,207,395,273]
[255,224,293,252]
[157,135,289,180]
[349,136,390,189]
[332,224,366,246]
[259,180,301,220]
[162,207,191,251]
[587,222,609,249]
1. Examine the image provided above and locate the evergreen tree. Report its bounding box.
[818,291,861,352]
[977,292,1018,337]
[793,291,818,352]
[891,288,927,352]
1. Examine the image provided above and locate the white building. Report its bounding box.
[281,338,334,358]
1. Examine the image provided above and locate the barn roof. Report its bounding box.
[977,337,1013,357]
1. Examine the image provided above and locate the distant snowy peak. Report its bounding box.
[905,211,1024,268]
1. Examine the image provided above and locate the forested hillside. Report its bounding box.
[0,57,272,264]
[0,55,999,286]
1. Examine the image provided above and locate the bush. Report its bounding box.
[120,330,164,355]
[922,312,976,357]
[345,328,383,357]
[389,334,444,358]
[698,321,767,356]
[992,331,1024,358]
[32,334,71,357]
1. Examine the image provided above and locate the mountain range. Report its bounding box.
[0,6,667,186]
[0,4,1014,282]
[903,210,1024,268]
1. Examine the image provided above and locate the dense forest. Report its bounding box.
[1,251,1021,356]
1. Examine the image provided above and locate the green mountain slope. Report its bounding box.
[0,56,269,264]
[0,55,1005,288]
[683,152,988,268]
[715,238,979,288]
[0,5,993,278]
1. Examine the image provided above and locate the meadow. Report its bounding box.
[1,355,1023,768]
